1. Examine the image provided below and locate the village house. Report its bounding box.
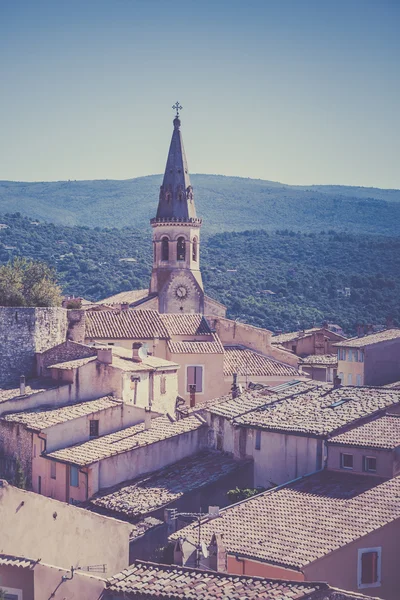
[203,381,400,488]
[271,327,346,357]
[334,328,400,386]
[171,471,400,599]
[299,354,338,382]
[326,413,400,479]
[40,413,208,503]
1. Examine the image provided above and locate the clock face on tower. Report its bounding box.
[175,285,188,299]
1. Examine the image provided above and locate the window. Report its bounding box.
[348,373,353,385]
[161,237,169,261]
[38,475,42,494]
[363,456,377,473]
[192,238,198,261]
[338,348,346,360]
[50,461,56,480]
[70,466,79,487]
[348,349,353,362]
[177,237,186,261]
[353,350,358,362]
[340,453,353,469]
[359,350,364,363]
[1,588,22,600]
[186,366,203,393]
[339,372,344,383]
[358,547,381,588]
[160,374,166,395]
[255,430,261,450]
[356,374,362,386]
[89,420,99,438]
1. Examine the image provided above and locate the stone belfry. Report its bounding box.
[149,103,204,314]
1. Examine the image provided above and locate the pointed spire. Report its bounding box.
[153,104,200,223]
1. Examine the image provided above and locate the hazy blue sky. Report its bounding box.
[1,0,399,187]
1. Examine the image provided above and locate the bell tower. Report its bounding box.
[150,103,204,314]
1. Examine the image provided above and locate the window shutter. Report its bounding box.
[195,366,203,392]
[361,551,378,584]
[187,366,195,391]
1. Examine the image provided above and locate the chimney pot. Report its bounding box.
[20,375,26,396]
[231,373,239,399]
[144,407,152,430]
[333,374,341,389]
[132,342,143,363]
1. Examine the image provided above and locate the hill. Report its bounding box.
[1,213,399,334]
[1,175,400,235]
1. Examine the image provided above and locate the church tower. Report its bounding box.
[149,104,204,314]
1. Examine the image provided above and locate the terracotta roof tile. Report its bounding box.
[300,354,337,366]
[384,380,400,389]
[46,414,206,466]
[168,334,224,354]
[90,451,249,519]
[223,346,302,377]
[98,289,149,305]
[328,414,400,449]
[48,356,96,369]
[172,471,400,569]
[106,560,327,599]
[0,554,37,569]
[85,310,169,340]
[235,385,400,436]
[334,328,400,348]
[160,314,212,336]
[2,396,121,431]
[271,328,322,344]
[0,378,68,405]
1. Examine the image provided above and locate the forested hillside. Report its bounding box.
[1,213,399,334]
[1,174,400,235]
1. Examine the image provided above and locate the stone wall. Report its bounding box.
[0,421,33,487]
[0,307,68,385]
[37,340,96,377]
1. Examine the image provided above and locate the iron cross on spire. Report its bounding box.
[172,101,183,117]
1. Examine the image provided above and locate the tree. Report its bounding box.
[13,458,26,490]
[0,258,62,307]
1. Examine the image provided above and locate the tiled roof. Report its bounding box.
[160,314,212,336]
[0,378,68,405]
[173,470,400,569]
[271,328,321,344]
[334,328,400,348]
[0,554,37,568]
[85,310,169,340]
[168,334,224,354]
[89,451,248,519]
[235,385,400,436]
[385,380,400,389]
[106,560,326,599]
[98,289,149,305]
[2,396,121,431]
[328,414,400,449]
[300,354,337,366]
[223,346,301,377]
[206,381,319,420]
[46,414,206,466]
[48,356,96,369]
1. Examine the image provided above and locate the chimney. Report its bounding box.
[96,347,113,364]
[19,375,26,396]
[333,374,341,389]
[189,384,196,408]
[121,303,129,311]
[231,373,239,399]
[132,342,143,363]
[144,407,152,430]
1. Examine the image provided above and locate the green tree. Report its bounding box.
[13,458,26,490]
[0,258,62,307]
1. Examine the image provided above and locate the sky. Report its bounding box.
[0,0,399,188]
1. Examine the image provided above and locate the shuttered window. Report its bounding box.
[187,366,203,393]
[361,551,378,584]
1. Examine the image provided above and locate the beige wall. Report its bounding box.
[327,444,394,479]
[0,562,106,600]
[0,482,132,576]
[168,351,225,404]
[303,518,400,600]
[337,352,364,386]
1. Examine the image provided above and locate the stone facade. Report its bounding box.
[0,307,68,385]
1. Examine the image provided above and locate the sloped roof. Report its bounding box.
[334,328,400,348]
[300,354,337,366]
[106,560,327,599]
[2,396,121,431]
[98,289,149,305]
[89,450,248,519]
[168,334,224,354]
[46,414,206,466]
[328,414,400,449]
[223,346,301,377]
[172,471,400,570]
[271,328,321,344]
[85,310,169,340]
[235,385,400,437]
[0,378,68,405]
[0,554,37,568]
[160,313,211,336]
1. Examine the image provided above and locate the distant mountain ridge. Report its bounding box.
[1,174,400,235]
